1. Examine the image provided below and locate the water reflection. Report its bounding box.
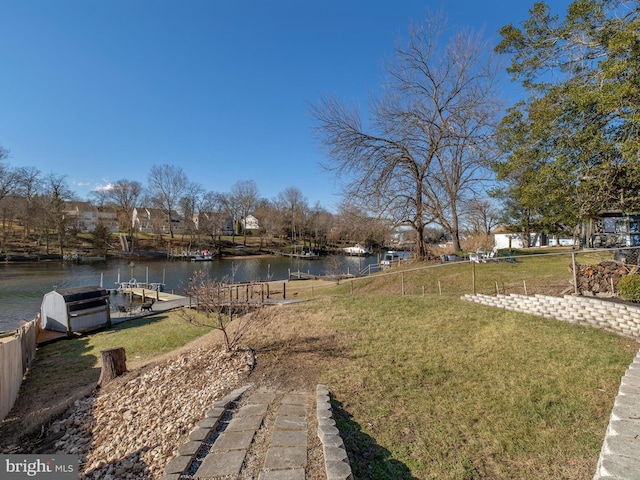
[0,253,390,331]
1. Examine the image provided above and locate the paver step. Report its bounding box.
[160,387,319,480]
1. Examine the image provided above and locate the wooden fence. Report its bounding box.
[0,319,38,421]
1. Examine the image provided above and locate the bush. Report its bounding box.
[617,274,640,302]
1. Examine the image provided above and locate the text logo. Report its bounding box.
[1,455,78,479]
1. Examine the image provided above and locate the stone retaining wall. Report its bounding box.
[317,384,353,480]
[461,293,640,480]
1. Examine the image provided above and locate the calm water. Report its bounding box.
[0,254,385,332]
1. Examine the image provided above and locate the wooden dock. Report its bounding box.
[119,288,185,302]
[267,249,320,259]
[288,271,321,280]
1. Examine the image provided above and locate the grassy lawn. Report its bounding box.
[289,249,636,479]
[312,293,636,479]
[343,248,616,298]
[4,249,637,479]
[39,313,214,372]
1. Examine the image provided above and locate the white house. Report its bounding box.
[493,232,541,250]
[63,202,119,233]
[493,229,577,249]
[242,215,260,231]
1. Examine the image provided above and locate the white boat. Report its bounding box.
[191,254,213,262]
[381,250,400,267]
[191,249,214,261]
[343,243,370,256]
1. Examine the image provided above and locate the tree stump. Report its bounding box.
[98,347,127,387]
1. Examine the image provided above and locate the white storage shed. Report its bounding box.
[40,286,111,335]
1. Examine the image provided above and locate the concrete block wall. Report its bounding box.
[460,293,640,480]
[461,293,640,339]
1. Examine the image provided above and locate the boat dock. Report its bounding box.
[267,249,320,259]
[288,270,322,280]
[167,250,216,261]
[118,287,185,302]
[114,280,165,292]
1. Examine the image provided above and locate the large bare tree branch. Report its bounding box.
[311,13,500,256]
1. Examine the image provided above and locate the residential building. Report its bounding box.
[132,207,183,235]
[63,202,119,233]
[192,211,234,236]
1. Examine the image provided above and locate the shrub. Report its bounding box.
[617,274,640,302]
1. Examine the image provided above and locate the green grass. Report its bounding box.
[314,291,636,479]
[16,314,214,416]
[343,248,617,299]
[86,313,214,361]
[67,313,213,366]
[9,250,637,480]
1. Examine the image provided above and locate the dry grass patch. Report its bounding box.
[244,301,351,392]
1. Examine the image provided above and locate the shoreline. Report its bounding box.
[0,251,285,264]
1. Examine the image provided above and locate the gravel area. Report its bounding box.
[29,347,254,480]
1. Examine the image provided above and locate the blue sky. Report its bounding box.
[0,0,572,212]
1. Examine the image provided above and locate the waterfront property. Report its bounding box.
[0,254,386,332]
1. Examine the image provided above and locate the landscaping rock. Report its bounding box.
[42,348,254,479]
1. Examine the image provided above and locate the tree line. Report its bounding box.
[312,1,640,256]
[0,149,498,257]
[5,2,628,258]
[0,151,415,256]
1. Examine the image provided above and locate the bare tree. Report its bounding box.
[179,182,205,246]
[311,13,500,257]
[276,186,308,245]
[334,203,371,246]
[0,157,36,252]
[253,199,282,248]
[146,164,188,239]
[200,191,231,248]
[230,180,260,246]
[89,188,109,209]
[0,147,19,203]
[307,203,333,252]
[335,202,391,250]
[14,167,42,239]
[42,174,76,256]
[464,198,500,235]
[179,270,273,351]
[103,179,142,249]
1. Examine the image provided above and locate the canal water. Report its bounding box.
[0,253,385,332]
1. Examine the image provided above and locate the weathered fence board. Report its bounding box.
[0,319,38,422]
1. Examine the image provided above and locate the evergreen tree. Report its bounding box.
[494,1,640,240]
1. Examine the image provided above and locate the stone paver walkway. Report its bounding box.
[159,385,352,480]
